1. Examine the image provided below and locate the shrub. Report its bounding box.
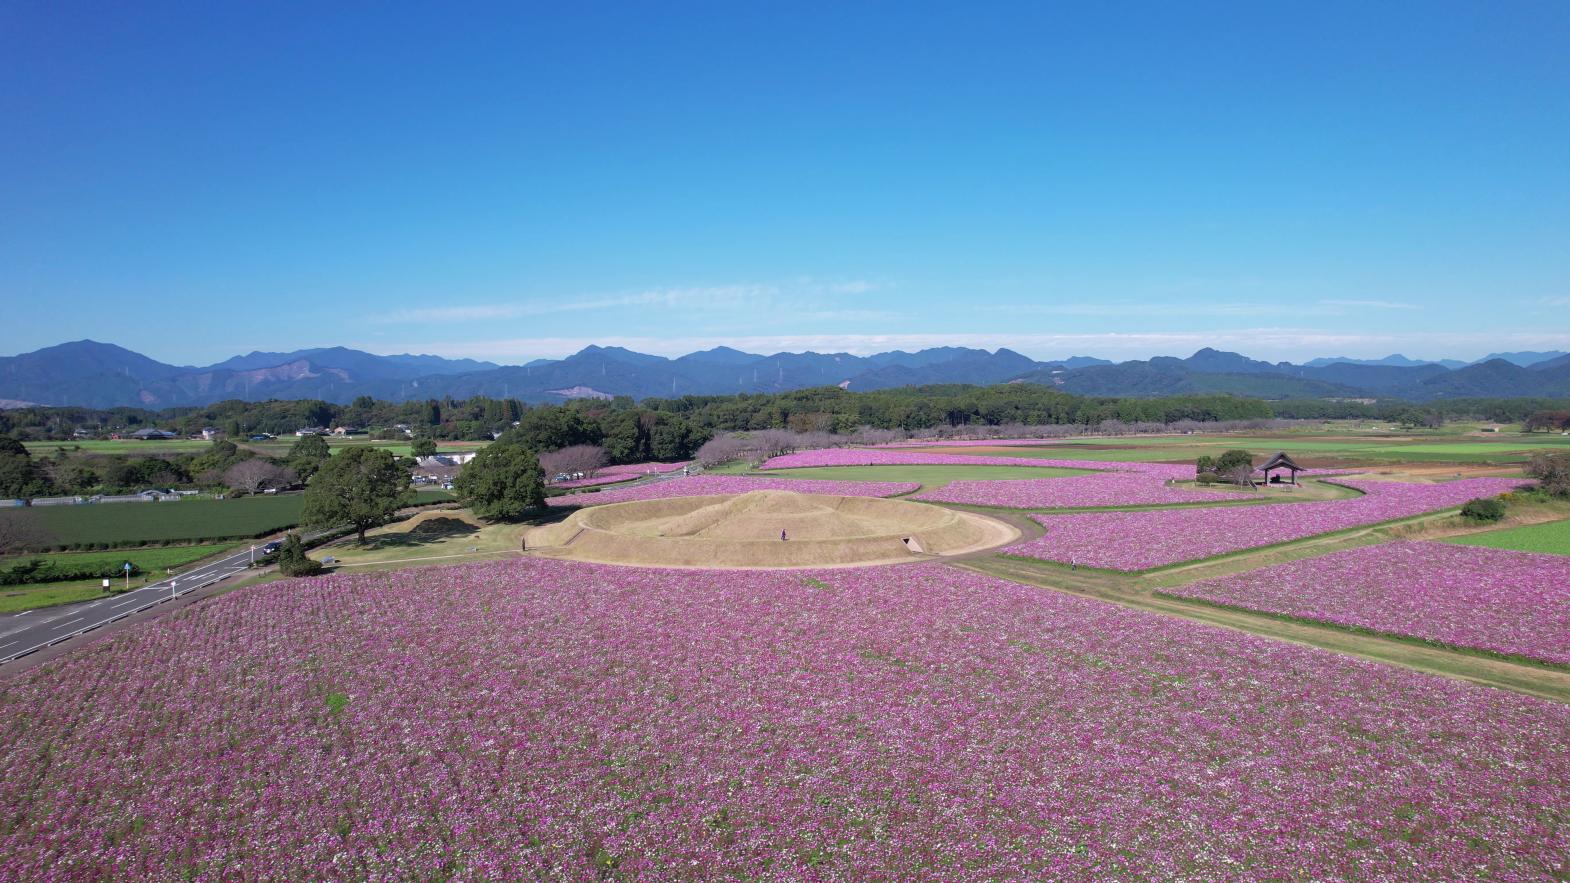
[1196,471,1221,485]
[276,532,325,577]
[1460,497,1506,523]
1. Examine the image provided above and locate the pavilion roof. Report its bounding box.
[1256,451,1304,472]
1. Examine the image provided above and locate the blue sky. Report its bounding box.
[2,2,1567,366]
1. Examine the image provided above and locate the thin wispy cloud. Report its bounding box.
[373,279,887,325]
[1316,299,1418,310]
[982,299,1418,318]
[374,285,774,324]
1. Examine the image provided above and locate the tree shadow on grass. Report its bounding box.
[359,517,481,551]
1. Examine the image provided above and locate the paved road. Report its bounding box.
[0,544,267,665]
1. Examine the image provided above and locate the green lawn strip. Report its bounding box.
[2,543,241,574]
[0,579,122,614]
[1153,591,1570,673]
[1442,518,1570,555]
[0,544,241,614]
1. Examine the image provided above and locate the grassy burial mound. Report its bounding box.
[526,489,1018,568]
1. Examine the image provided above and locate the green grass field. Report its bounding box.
[762,464,1090,491]
[0,543,239,613]
[25,439,215,454]
[1,543,240,573]
[1,490,454,549]
[241,438,489,458]
[1443,519,1570,556]
[905,432,1570,465]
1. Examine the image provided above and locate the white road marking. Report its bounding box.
[58,617,84,627]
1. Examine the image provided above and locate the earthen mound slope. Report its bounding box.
[524,489,1018,569]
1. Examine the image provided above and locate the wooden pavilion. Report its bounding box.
[1257,451,1305,486]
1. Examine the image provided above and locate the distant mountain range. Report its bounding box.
[2,340,1568,409]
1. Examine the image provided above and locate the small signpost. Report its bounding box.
[123,561,132,591]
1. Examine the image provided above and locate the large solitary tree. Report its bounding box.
[302,446,412,542]
[454,441,545,521]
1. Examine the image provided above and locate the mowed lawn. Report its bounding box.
[0,544,240,613]
[1,490,454,548]
[763,464,1090,492]
[1446,518,1570,556]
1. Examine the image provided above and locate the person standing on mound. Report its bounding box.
[781,529,788,541]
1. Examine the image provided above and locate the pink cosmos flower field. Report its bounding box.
[0,558,1565,879]
[600,461,692,475]
[767,447,1349,509]
[548,473,639,489]
[763,448,1147,471]
[1009,477,1528,570]
[546,474,919,507]
[913,471,1241,508]
[1166,541,1570,664]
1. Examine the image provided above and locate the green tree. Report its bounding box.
[1527,451,1570,498]
[289,433,332,480]
[0,441,52,498]
[302,447,412,542]
[275,531,325,577]
[454,442,544,521]
[410,437,438,458]
[1212,449,1254,485]
[188,439,248,478]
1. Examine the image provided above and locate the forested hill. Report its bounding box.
[3,340,1570,408]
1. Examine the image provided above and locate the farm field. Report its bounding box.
[547,474,919,507]
[0,490,454,549]
[241,438,490,459]
[1163,542,1570,665]
[1,558,1565,878]
[23,438,215,454]
[898,431,1570,464]
[22,436,488,460]
[759,463,1088,491]
[1444,517,1570,555]
[913,473,1353,509]
[0,544,239,613]
[1008,477,1527,570]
